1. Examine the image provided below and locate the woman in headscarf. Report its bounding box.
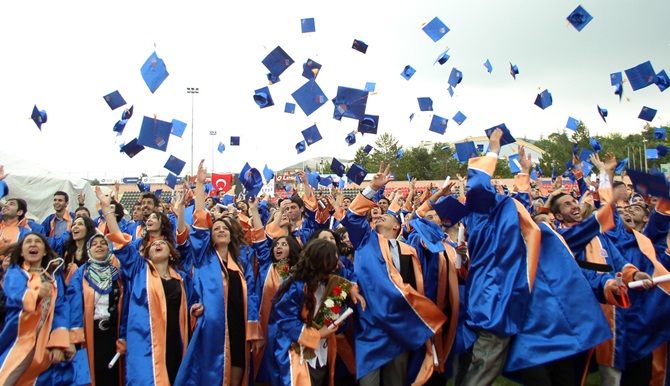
[67,233,123,386]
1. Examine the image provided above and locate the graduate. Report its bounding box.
[268,238,364,386]
[248,197,302,384]
[341,162,447,386]
[96,186,191,385]
[175,160,260,386]
[0,233,69,385]
[66,233,124,386]
[61,216,97,284]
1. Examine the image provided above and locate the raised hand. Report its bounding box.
[95,186,111,208]
[488,128,503,155]
[518,146,532,174]
[369,162,395,191]
[0,165,8,181]
[196,160,207,184]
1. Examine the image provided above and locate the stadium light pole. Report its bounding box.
[210,131,217,172]
[187,87,199,176]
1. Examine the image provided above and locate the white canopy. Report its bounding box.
[1,152,104,223]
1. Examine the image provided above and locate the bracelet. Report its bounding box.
[104,210,115,217]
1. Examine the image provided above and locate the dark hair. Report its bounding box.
[548,193,570,215]
[141,193,159,207]
[7,198,27,221]
[274,239,339,327]
[289,195,305,209]
[111,198,125,222]
[377,197,390,205]
[271,235,301,266]
[613,181,625,189]
[146,238,182,270]
[307,228,341,246]
[54,191,69,203]
[334,227,354,256]
[74,206,91,218]
[139,211,175,257]
[9,232,61,271]
[210,217,243,272]
[64,216,97,267]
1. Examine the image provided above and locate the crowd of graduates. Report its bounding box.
[1,128,670,386]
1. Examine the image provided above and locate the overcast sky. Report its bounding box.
[2,0,668,180]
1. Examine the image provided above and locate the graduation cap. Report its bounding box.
[580,161,594,176]
[358,115,379,134]
[396,149,404,159]
[654,128,667,141]
[103,91,126,110]
[239,162,252,184]
[422,16,449,42]
[363,145,373,154]
[292,79,328,116]
[627,169,670,198]
[534,89,553,109]
[113,119,129,135]
[296,140,306,154]
[267,73,280,85]
[330,158,346,177]
[137,180,151,193]
[610,72,623,86]
[253,86,274,108]
[453,111,467,125]
[332,86,369,121]
[346,164,368,185]
[434,49,450,65]
[217,142,225,153]
[302,58,321,80]
[163,173,177,189]
[320,176,334,187]
[655,70,669,92]
[284,102,296,114]
[614,83,624,101]
[597,105,608,122]
[567,5,593,31]
[590,137,602,153]
[485,123,515,146]
[301,124,322,145]
[30,105,47,130]
[417,97,433,112]
[454,141,478,164]
[447,86,454,97]
[365,82,376,92]
[171,119,187,138]
[138,116,171,152]
[121,105,134,120]
[263,164,275,182]
[262,46,294,77]
[230,136,240,146]
[352,39,368,54]
[119,138,145,158]
[509,62,519,79]
[345,131,356,146]
[483,59,493,73]
[301,17,315,33]
[242,168,263,199]
[448,68,463,88]
[615,158,628,175]
[431,196,468,227]
[429,115,448,134]
[508,154,521,174]
[409,113,415,122]
[307,171,321,190]
[164,155,186,175]
[476,144,485,153]
[638,106,657,122]
[401,65,416,80]
[580,148,594,163]
[646,149,659,160]
[140,51,169,93]
[658,145,669,158]
[566,117,579,131]
[625,61,656,91]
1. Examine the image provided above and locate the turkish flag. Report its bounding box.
[211,173,233,192]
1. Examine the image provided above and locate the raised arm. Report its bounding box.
[195,159,207,212]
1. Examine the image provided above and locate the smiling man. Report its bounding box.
[41,191,74,237]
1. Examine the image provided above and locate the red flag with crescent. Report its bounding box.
[212,173,232,192]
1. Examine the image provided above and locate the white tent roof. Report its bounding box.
[1,152,105,223]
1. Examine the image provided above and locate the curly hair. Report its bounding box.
[271,235,301,266]
[139,211,176,257]
[274,239,339,327]
[306,228,341,246]
[64,216,97,267]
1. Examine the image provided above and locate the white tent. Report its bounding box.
[1,152,104,223]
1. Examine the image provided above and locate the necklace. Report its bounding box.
[157,269,170,279]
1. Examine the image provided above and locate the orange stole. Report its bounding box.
[0,271,59,386]
[145,262,188,386]
[253,265,282,379]
[432,241,460,374]
[652,343,668,386]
